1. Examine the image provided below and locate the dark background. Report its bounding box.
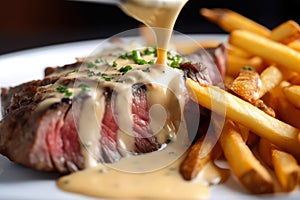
[1,0,300,55]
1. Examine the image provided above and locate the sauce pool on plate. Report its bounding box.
[56,0,219,199]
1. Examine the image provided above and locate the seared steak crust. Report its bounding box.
[0,45,227,173]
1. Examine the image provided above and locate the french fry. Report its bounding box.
[276,65,299,81]
[219,120,274,194]
[259,138,300,192]
[200,8,271,37]
[180,135,222,180]
[236,124,259,147]
[258,138,274,168]
[227,54,263,77]
[269,20,300,44]
[266,81,300,129]
[201,8,300,53]
[186,78,300,158]
[283,85,300,109]
[229,30,300,74]
[272,149,300,192]
[288,41,300,52]
[276,93,300,129]
[259,66,283,98]
[227,45,252,58]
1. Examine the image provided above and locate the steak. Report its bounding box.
[0,44,226,173]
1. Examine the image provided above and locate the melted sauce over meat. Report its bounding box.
[43,1,223,199]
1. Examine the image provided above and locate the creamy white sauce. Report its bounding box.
[78,89,105,168]
[120,0,188,65]
[34,0,221,199]
[57,153,209,199]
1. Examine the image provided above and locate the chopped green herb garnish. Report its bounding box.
[170,61,180,68]
[56,86,73,97]
[132,50,149,65]
[79,84,89,92]
[96,72,102,76]
[168,53,184,68]
[148,60,154,64]
[104,77,112,81]
[112,61,118,67]
[56,85,68,93]
[87,62,94,68]
[143,48,152,55]
[119,52,132,60]
[119,65,132,74]
[65,91,73,97]
[87,70,96,77]
[95,58,102,63]
[242,66,254,71]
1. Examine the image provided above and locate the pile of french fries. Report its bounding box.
[181,8,300,194]
[139,9,300,195]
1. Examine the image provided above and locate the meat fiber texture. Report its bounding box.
[0,44,226,173]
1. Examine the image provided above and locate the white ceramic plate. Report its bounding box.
[0,35,299,200]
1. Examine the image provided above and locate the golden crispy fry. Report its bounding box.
[269,20,300,44]
[266,81,300,129]
[259,138,300,192]
[229,30,300,74]
[227,45,252,58]
[276,93,300,129]
[258,138,274,168]
[272,149,300,192]
[180,136,222,180]
[283,85,300,109]
[288,41,300,52]
[236,124,259,147]
[259,66,283,98]
[236,124,250,141]
[186,78,300,158]
[200,8,271,36]
[227,54,263,77]
[276,65,299,81]
[219,121,274,194]
[201,8,300,53]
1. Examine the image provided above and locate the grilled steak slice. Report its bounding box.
[184,43,226,85]
[132,84,160,153]
[1,77,59,116]
[0,44,227,173]
[0,82,163,172]
[0,92,71,171]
